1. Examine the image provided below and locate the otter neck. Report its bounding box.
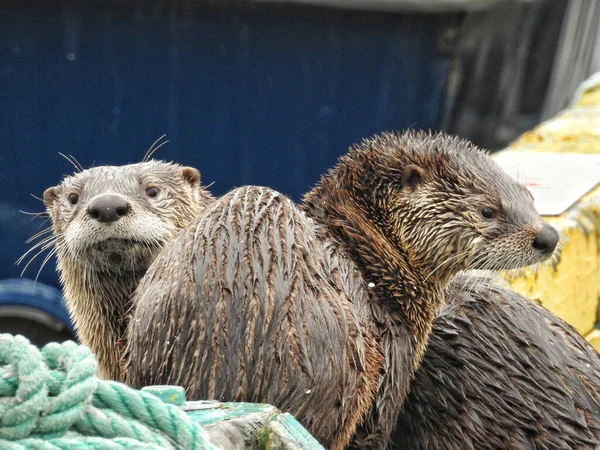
[303,171,449,363]
[59,261,144,380]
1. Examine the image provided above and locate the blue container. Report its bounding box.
[0,278,73,346]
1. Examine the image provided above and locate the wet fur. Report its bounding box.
[392,275,600,449]
[42,160,214,379]
[39,129,600,450]
[127,186,383,449]
[301,130,555,448]
[40,133,599,448]
[128,130,557,448]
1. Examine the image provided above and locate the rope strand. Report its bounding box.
[0,334,216,450]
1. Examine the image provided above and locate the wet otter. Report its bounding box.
[301,130,561,448]
[127,185,384,449]
[126,130,559,448]
[391,275,600,449]
[41,160,214,379]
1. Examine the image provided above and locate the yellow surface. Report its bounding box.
[587,329,600,351]
[494,73,600,350]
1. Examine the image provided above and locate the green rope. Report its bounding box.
[0,334,217,450]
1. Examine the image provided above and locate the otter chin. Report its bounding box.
[93,238,143,251]
[87,239,153,268]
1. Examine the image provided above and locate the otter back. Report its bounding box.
[126,185,383,450]
[391,275,600,449]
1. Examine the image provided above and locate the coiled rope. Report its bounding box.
[0,334,217,449]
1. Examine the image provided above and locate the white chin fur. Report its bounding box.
[64,216,173,258]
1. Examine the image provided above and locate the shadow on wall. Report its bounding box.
[444,0,568,151]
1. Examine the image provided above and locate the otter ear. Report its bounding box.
[402,164,423,192]
[180,166,200,187]
[43,186,60,208]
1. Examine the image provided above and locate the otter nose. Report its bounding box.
[87,194,130,223]
[532,223,559,256]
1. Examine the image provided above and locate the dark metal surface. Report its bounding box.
[443,0,566,150]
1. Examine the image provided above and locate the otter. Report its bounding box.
[125,130,560,449]
[300,130,561,448]
[391,275,600,449]
[41,160,214,380]
[126,185,384,449]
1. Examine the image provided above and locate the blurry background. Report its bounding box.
[1,0,598,344]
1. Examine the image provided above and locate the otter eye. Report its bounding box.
[146,187,159,198]
[68,193,79,205]
[481,207,496,219]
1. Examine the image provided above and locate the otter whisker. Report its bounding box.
[449,273,467,291]
[146,139,169,162]
[25,227,54,244]
[59,152,84,173]
[139,239,156,259]
[70,154,84,172]
[19,209,49,218]
[143,134,168,162]
[17,238,58,276]
[467,248,509,271]
[468,276,489,294]
[24,230,57,247]
[18,240,57,263]
[202,180,216,191]
[37,218,51,229]
[32,247,58,288]
[144,134,167,160]
[459,273,493,294]
[19,235,58,257]
[17,235,58,266]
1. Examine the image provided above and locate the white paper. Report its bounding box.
[493,151,600,216]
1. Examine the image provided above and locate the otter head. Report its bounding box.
[43,160,213,275]
[350,131,559,278]
[305,131,559,284]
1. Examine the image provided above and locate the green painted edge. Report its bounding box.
[186,401,278,426]
[266,413,325,450]
[141,385,186,406]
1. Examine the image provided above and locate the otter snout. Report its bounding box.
[532,223,559,257]
[87,194,130,223]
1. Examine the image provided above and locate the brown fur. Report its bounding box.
[126,186,383,449]
[127,130,558,448]
[41,160,213,380]
[392,274,600,449]
[301,130,558,448]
